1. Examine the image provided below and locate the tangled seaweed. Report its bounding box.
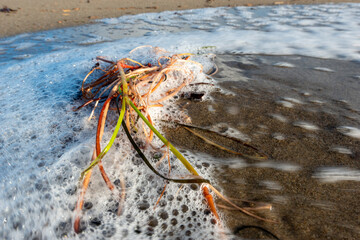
[73,46,274,234]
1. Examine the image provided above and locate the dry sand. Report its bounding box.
[1,0,360,38]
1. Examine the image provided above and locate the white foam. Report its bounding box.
[277,100,294,108]
[271,195,288,204]
[283,97,303,104]
[331,146,353,155]
[293,121,320,131]
[313,167,360,183]
[13,42,37,51]
[301,92,311,96]
[254,161,301,172]
[207,105,215,112]
[0,48,221,239]
[261,180,282,190]
[313,67,335,72]
[273,62,295,68]
[228,158,248,169]
[272,133,286,141]
[309,99,325,105]
[227,105,240,115]
[270,113,288,123]
[337,126,360,139]
[210,123,251,142]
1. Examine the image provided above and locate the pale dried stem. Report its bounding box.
[217,204,272,211]
[207,184,277,223]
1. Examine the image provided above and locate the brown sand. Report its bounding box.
[164,54,360,239]
[1,0,360,38]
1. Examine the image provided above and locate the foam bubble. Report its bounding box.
[337,126,360,139]
[273,62,295,68]
[293,121,320,131]
[261,180,282,190]
[313,167,360,183]
[0,49,223,239]
[276,100,294,108]
[13,42,37,51]
[272,133,286,141]
[309,99,325,105]
[207,105,215,113]
[331,147,353,155]
[254,161,301,172]
[301,92,311,96]
[283,97,303,105]
[227,105,240,115]
[210,123,251,142]
[313,67,335,72]
[270,113,288,123]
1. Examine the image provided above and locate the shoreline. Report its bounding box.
[1,0,360,38]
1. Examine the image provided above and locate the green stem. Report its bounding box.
[80,97,126,180]
[80,62,129,180]
[127,99,199,176]
[118,62,128,96]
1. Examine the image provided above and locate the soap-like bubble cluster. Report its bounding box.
[0,45,222,239]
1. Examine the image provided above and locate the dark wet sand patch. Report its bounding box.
[165,54,360,239]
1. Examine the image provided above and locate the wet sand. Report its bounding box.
[165,54,360,239]
[1,0,360,38]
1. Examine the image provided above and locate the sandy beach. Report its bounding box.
[1,1,360,239]
[1,0,359,38]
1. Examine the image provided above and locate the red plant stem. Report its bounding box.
[74,97,115,233]
[74,150,96,233]
[118,62,141,70]
[96,97,115,191]
[146,113,154,142]
[72,97,105,111]
[203,185,220,221]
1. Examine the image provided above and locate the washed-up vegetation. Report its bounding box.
[73,46,273,233]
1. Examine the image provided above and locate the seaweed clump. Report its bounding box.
[73,46,273,234]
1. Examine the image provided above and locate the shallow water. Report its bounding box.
[1,3,360,64]
[0,3,360,240]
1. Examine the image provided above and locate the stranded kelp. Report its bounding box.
[73,46,273,234]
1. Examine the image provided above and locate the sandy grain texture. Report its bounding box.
[165,54,360,239]
[1,0,360,38]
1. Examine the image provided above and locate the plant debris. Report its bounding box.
[0,6,17,13]
[72,46,274,233]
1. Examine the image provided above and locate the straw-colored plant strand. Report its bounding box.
[73,46,273,233]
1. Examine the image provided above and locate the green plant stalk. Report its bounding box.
[127,99,199,176]
[118,62,128,97]
[81,63,129,179]
[80,96,126,180]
